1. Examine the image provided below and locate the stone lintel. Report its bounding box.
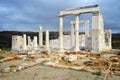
[59,5,100,16]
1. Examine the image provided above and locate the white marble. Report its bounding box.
[46,30,50,51]
[74,15,80,51]
[33,36,38,49]
[59,16,64,52]
[39,26,43,47]
[23,34,27,50]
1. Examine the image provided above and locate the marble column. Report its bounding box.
[46,30,50,51]
[39,26,43,47]
[70,21,75,49]
[23,34,27,49]
[12,36,17,50]
[59,16,64,52]
[92,12,101,52]
[74,14,80,51]
[92,12,106,52]
[109,30,112,49]
[100,14,106,50]
[85,20,89,49]
[28,36,32,48]
[108,30,112,49]
[46,30,49,47]
[33,36,38,49]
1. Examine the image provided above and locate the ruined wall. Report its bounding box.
[50,34,86,50]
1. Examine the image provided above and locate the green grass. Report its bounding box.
[92,70,101,76]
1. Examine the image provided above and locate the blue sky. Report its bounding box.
[0,0,120,33]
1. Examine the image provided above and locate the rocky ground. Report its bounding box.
[0,50,120,80]
[0,65,120,80]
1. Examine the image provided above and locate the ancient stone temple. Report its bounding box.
[11,5,112,53]
[57,5,112,52]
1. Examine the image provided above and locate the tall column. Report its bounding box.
[108,30,112,49]
[28,36,32,49]
[92,12,106,52]
[70,21,75,49]
[23,34,27,49]
[59,16,64,52]
[85,20,89,49]
[12,36,17,50]
[74,14,80,51]
[33,36,38,49]
[39,26,43,47]
[46,30,50,51]
[100,14,106,50]
[92,12,102,52]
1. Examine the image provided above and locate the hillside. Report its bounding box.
[0,31,120,49]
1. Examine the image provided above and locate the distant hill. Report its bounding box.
[112,33,120,49]
[0,31,120,49]
[0,31,59,49]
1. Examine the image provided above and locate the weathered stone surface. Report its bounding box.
[64,55,78,62]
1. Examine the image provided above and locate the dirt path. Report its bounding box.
[0,65,120,80]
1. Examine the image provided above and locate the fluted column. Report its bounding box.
[74,14,80,51]
[39,26,43,47]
